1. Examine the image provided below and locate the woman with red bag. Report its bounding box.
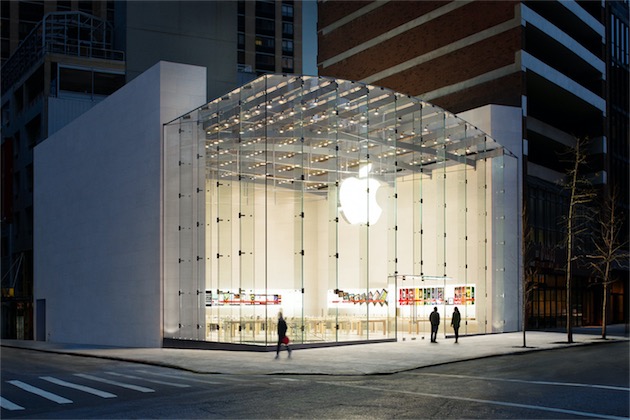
[275,312,292,359]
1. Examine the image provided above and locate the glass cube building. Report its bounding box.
[163,74,518,347]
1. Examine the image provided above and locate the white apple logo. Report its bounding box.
[339,163,382,225]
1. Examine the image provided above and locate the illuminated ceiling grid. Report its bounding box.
[192,75,504,191]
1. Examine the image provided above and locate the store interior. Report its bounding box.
[164,75,516,347]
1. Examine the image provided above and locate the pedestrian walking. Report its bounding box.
[429,307,440,343]
[451,307,461,343]
[275,311,292,359]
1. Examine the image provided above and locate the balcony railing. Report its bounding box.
[1,11,124,94]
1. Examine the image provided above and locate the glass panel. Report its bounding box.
[202,102,217,342]
[178,115,198,339]
[196,113,206,341]
[477,139,489,334]
[326,85,341,343]
[163,74,514,347]
[163,122,182,339]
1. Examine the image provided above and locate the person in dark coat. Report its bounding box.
[451,307,461,343]
[429,307,440,343]
[275,312,292,359]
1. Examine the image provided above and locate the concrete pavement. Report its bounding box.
[2,326,628,376]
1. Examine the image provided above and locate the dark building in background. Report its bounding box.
[1,2,125,340]
[237,0,303,77]
[318,0,628,329]
[607,0,629,238]
[1,0,303,340]
[605,0,629,328]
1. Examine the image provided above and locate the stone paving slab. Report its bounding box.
[2,331,627,376]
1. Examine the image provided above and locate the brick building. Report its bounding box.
[317,0,629,329]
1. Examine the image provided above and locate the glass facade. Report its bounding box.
[164,75,517,347]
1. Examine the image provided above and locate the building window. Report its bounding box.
[59,67,92,95]
[282,22,293,37]
[255,53,275,71]
[282,4,293,19]
[282,56,294,73]
[238,14,245,32]
[93,71,124,96]
[238,33,245,50]
[256,1,275,19]
[58,66,124,98]
[256,18,275,36]
[610,15,629,67]
[282,39,293,55]
[255,36,275,53]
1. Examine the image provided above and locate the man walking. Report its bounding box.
[429,307,440,343]
[275,311,292,359]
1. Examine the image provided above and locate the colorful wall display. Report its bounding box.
[398,286,475,306]
[205,290,282,306]
[328,289,389,307]
[453,286,475,305]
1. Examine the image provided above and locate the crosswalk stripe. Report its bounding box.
[105,372,191,388]
[73,374,155,393]
[40,376,117,398]
[135,370,222,385]
[1,396,25,411]
[7,380,73,404]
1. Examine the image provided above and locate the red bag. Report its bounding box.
[281,336,290,345]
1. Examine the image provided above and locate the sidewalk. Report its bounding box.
[2,327,628,376]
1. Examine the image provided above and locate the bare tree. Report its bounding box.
[587,188,629,339]
[522,202,538,348]
[562,139,595,344]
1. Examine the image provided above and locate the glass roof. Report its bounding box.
[176,74,508,191]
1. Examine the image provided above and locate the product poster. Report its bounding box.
[453,286,475,305]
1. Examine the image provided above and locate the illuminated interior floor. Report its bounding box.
[204,318,481,344]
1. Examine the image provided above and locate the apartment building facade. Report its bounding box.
[317,0,629,329]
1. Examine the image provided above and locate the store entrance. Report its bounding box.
[394,275,477,341]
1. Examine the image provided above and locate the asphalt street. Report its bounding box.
[1,340,628,419]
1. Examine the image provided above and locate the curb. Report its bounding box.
[2,337,626,376]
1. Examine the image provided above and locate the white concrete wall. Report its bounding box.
[34,61,206,347]
[460,105,522,332]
